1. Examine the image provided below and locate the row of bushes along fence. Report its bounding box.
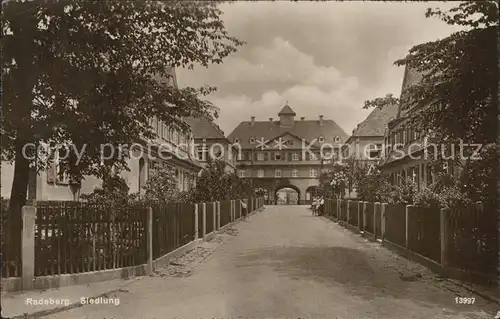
[1,197,265,290]
[323,199,497,284]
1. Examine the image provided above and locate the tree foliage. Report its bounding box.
[394,1,498,144]
[192,158,248,202]
[143,165,179,205]
[1,0,243,212]
[363,1,498,207]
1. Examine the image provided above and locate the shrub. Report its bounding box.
[388,178,417,204]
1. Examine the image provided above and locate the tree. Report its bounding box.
[1,1,243,216]
[318,162,350,199]
[193,158,234,202]
[143,165,179,205]
[363,1,498,206]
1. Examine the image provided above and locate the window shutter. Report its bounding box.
[264,152,268,161]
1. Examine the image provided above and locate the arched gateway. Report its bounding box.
[274,185,300,205]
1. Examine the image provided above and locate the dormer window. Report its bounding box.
[250,137,255,144]
[334,136,341,143]
[234,138,239,143]
[318,136,325,143]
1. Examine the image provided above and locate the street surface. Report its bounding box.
[48,205,496,319]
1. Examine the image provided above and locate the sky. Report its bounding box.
[177,1,463,137]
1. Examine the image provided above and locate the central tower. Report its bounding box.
[278,101,296,127]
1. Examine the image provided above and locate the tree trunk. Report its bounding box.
[9,139,30,215]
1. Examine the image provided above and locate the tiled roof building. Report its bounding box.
[186,116,236,172]
[227,102,348,204]
[380,65,436,189]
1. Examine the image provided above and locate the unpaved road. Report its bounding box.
[47,205,497,319]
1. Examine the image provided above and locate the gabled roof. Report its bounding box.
[351,103,399,137]
[397,65,424,119]
[227,119,348,149]
[278,104,296,116]
[186,116,227,140]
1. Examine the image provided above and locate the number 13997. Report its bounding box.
[455,297,475,304]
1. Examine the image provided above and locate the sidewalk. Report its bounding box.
[1,277,145,318]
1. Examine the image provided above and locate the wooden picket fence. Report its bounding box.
[35,201,149,276]
[1,197,265,281]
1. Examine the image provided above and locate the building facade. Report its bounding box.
[342,102,398,197]
[1,68,202,201]
[228,103,348,204]
[186,116,237,174]
[380,65,435,190]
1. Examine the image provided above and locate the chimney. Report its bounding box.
[269,117,273,122]
[250,116,255,126]
[319,115,324,126]
[300,117,305,121]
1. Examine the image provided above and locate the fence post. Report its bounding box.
[202,203,207,240]
[21,205,36,290]
[357,201,362,229]
[230,200,234,222]
[373,203,378,239]
[337,199,341,220]
[362,201,367,231]
[217,201,221,230]
[194,204,199,239]
[440,208,449,269]
[213,202,217,231]
[381,203,387,240]
[405,205,411,248]
[346,200,351,224]
[146,207,153,275]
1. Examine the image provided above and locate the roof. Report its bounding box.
[351,103,399,137]
[278,104,296,116]
[227,119,348,149]
[397,65,424,119]
[186,116,227,140]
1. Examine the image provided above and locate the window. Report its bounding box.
[310,168,317,177]
[239,170,246,178]
[250,137,255,144]
[197,146,208,161]
[292,169,299,177]
[334,136,341,143]
[257,153,265,161]
[234,138,239,144]
[274,152,282,160]
[292,153,299,161]
[275,169,282,178]
[367,144,381,159]
[318,136,325,143]
[258,169,264,178]
[162,124,167,140]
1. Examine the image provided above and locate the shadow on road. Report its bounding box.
[235,246,466,309]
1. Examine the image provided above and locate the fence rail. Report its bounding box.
[384,204,406,247]
[364,202,374,234]
[35,201,149,276]
[348,201,358,227]
[329,198,496,283]
[220,200,231,227]
[445,203,496,277]
[407,205,441,263]
[1,197,264,288]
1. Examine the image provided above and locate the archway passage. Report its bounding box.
[254,187,270,204]
[274,185,300,205]
[305,186,319,205]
